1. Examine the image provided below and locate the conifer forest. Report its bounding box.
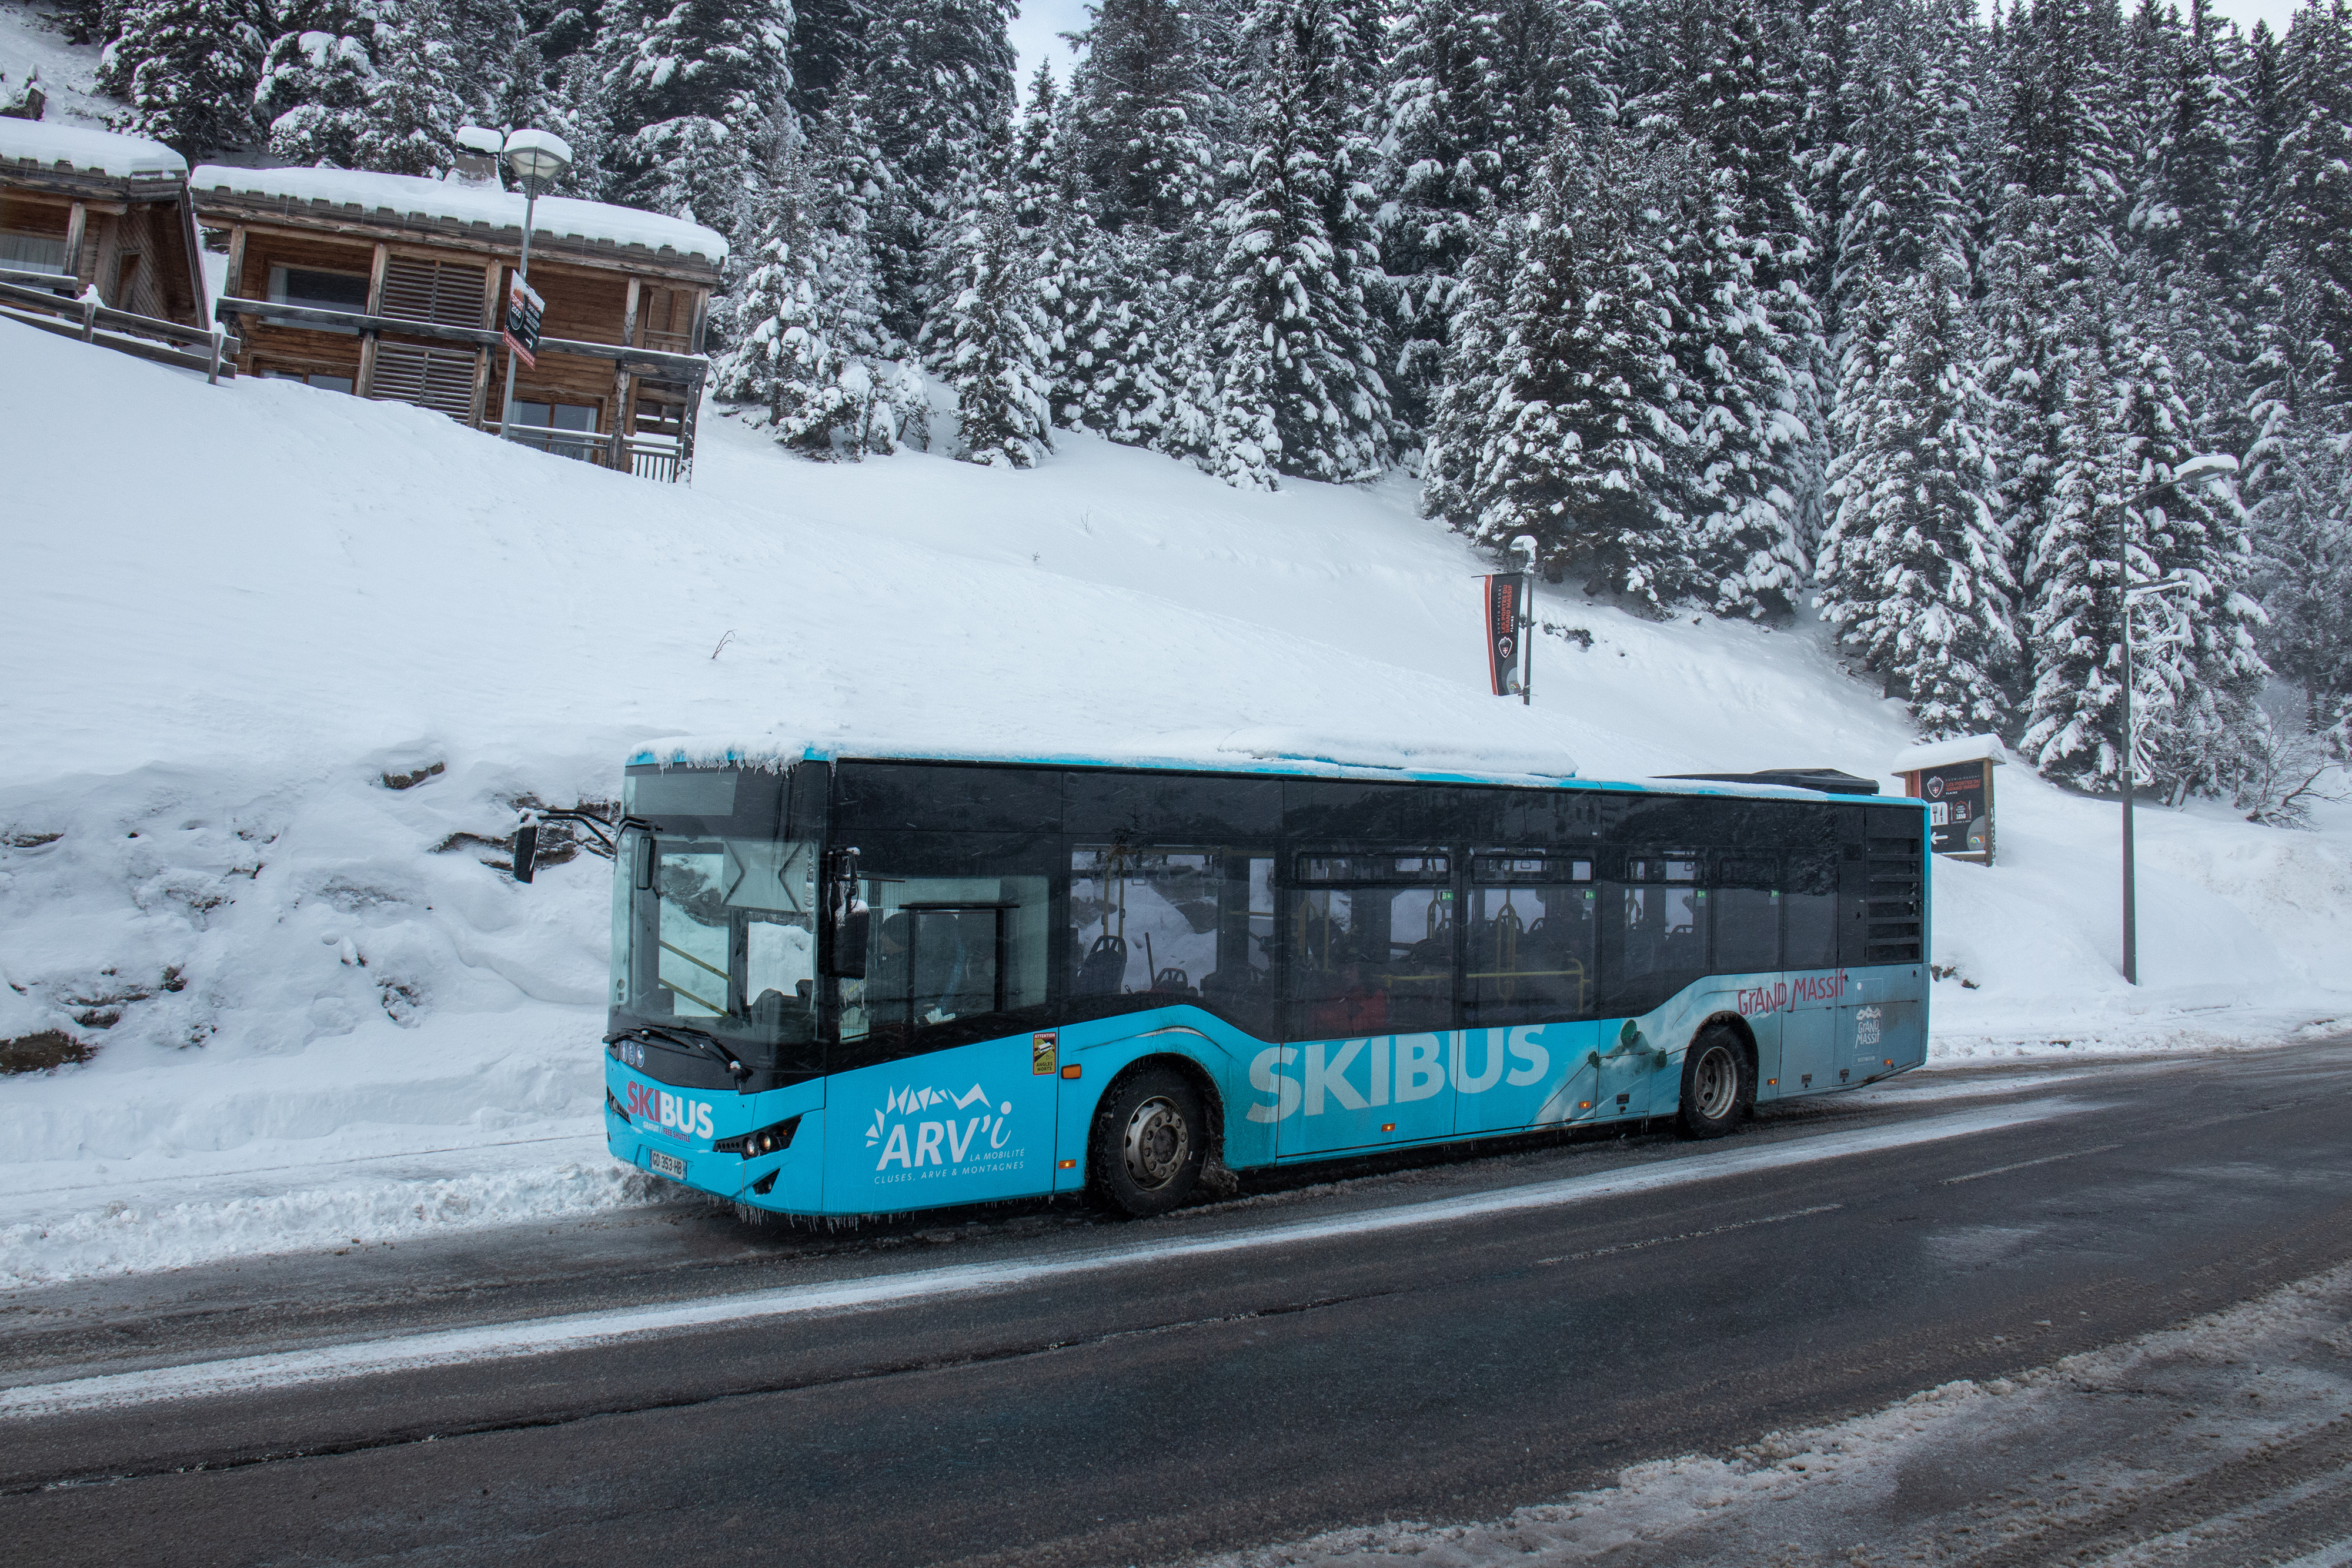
[63,0,2352,800]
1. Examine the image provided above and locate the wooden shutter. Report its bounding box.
[379,258,487,328]
[369,343,478,419]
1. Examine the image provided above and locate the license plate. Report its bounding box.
[649,1150,686,1179]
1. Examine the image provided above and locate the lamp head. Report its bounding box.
[501,128,574,188]
[2171,452,2239,482]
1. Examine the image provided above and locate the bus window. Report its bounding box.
[1070,848,1276,1035]
[1465,851,1596,1024]
[1287,852,1453,1039]
[1783,851,1838,968]
[1712,854,1779,975]
[1610,852,1706,1011]
[841,874,1050,1056]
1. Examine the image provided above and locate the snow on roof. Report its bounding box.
[620,734,1932,804]
[454,126,505,155]
[1889,733,2009,775]
[0,119,186,179]
[188,163,727,263]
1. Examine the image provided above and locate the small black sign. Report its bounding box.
[503,276,544,369]
[1920,761,1989,857]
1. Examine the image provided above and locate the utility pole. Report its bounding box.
[2114,453,2235,984]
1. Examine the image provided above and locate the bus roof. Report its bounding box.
[624,731,1924,807]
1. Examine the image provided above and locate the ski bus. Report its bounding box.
[512,748,1929,1219]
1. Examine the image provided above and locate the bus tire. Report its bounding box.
[1675,1025,1750,1139]
[1087,1064,1207,1218]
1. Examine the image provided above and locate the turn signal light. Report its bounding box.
[1577,1101,1593,1110]
[1057,1158,1077,1169]
[1061,1064,1082,1079]
[714,1115,802,1158]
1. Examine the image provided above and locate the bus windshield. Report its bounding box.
[610,768,820,1077]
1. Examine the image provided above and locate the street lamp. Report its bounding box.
[2114,450,2236,984]
[495,127,573,444]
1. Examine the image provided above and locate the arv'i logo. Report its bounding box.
[867,1082,1017,1169]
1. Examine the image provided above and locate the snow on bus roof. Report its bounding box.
[188,163,727,263]
[0,120,186,178]
[623,728,1904,801]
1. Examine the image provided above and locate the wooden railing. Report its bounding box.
[2,269,240,382]
[215,295,706,483]
[212,296,708,380]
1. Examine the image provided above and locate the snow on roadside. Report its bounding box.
[1181,1263,2352,1568]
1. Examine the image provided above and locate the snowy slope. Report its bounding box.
[3,317,2347,1282]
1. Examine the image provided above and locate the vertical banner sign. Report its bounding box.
[503,276,544,369]
[1483,573,1526,696]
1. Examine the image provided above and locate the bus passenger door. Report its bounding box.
[1279,857,1455,1156]
[1779,848,1840,1092]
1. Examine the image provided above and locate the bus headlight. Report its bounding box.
[714,1115,801,1158]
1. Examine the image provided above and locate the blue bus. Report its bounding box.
[513,750,1929,1219]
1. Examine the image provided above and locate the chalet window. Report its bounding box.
[1,229,68,274]
[513,400,600,461]
[264,369,356,394]
[268,265,369,333]
[370,343,477,419]
[380,257,486,329]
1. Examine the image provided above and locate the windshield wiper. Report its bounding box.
[606,1024,751,1083]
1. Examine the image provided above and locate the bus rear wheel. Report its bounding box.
[1676,1025,1750,1139]
[1087,1065,1207,1218]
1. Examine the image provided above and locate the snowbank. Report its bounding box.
[2,316,2346,1283]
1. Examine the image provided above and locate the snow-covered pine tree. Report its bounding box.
[256,14,376,168]
[1064,0,1218,233]
[924,126,1055,466]
[1377,0,1621,435]
[2014,325,2124,789]
[1638,0,1813,619]
[2106,332,2268,797]
[2264,0,2352,424]
[353,0,469,176]
[717,126,861,455]
[1817,256,2014,735]
[1987,0,2130,743]
[849,0,1018,341]
[1425,131,1701,608]
[101,0,266,156]
[1014,61,1091,429]
[1201,0,1393,488]
[2253,427,2352,737]
[592,0,796,235]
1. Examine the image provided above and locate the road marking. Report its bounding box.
[1534,1202,1843,1266]
[1940,1142,2122,1185]
[0,1098,2098,1420]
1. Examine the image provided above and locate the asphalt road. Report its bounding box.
[4,1040,2350,1567]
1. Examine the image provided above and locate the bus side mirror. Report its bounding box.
[822,845,867,977]
[831,905,869,979]
[512,818,538,884]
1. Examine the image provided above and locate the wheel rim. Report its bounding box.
[1122,1094,1191,1189]
[1693,1045,1739,1120]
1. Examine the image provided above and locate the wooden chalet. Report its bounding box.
[1,120,212,353]
[191,153,726,481]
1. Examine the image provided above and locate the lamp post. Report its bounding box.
[2114,451,2236,984]
[1509,534,1536,706]
[495,128,573,444]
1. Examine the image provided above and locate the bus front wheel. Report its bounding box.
[1087,1065,1207,1218]
[1675,1025,1750,1139]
